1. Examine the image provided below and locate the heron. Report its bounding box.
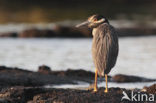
[76,14,119,93]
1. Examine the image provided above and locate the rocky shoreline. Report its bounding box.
[0,65,155,103]
[0,86,155,103]
[0,65,156,87]
[0,25,156,38]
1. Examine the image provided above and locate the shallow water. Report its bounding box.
[50,81,156,89]
[0,37,156,88]
[0,37,156,77]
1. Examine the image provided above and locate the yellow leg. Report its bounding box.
[93,68,98,92]
[104,74,108,93]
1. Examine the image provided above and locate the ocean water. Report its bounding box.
[50,81,156,89]
[0,37,156,88]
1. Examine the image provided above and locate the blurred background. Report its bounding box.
[0,0,156,23]
[0,0,156,88]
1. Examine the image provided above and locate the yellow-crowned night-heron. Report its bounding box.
[76,14,119,93]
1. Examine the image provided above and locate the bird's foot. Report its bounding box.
[93,88,98,93]
[104,89,108,93]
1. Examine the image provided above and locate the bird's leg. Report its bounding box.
[104,74,108,93]
[93,68,98,92]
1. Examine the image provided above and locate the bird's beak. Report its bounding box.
[76,21,90,28]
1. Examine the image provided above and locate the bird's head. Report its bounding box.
[76,14,109,29]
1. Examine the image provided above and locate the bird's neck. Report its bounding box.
[92,23,109,36]
[92,28,97,36]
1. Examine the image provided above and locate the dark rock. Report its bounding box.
[112,74,156,83]
[38,65,51,74]
[0,65,156,88]
[51,69,96,83]
[32,88,122,103]
[117,27,156,37]
[143,84,156,94]
[0,87,126,103]
[77,27,92,37]
[52,69,95,78]
[0,86,155,103]
[19,28,55,38]
[0,65,156,103]
[1,26,156,38]
[0,66,75,87]
[30,87,153,103]
[0,32,18,37]
[0,87,48,103]
[66,69,94,77]
[0,66,11,70]
[53,25,91,37]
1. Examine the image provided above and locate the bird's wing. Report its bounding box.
[92,24,118,76]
